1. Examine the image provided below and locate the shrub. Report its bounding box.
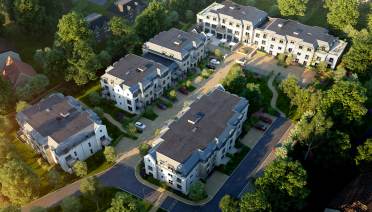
[277,53,286,66]
[138,143,151,156]
[214,48,223,59]
[168,90,177,101]
[185,80,193,88]
[93,107,104,117]
[127,123,137,136]
[143,108,158,120]
[104,146,116,163]
[73,161,88,177]
[189,180,207,201]
[285,54,293,66]
[201,69,213,79]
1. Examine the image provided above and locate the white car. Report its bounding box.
[135,122,146,131]
[210,58,221,65]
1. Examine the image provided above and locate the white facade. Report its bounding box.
[16,94,110,173]
[144,89,249,194]
[100,54,172,114]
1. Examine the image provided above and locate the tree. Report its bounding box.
[222,65,247,95]
[0,159,40,205]
[285,53,293,66]
[355,139,372,167]
[219,195,238,212]
[16,101,29,112]
[138,143,151,156]
[343,34,372,77]
[243,83,262,111]
[188,180,206,201]
[185,10,194,22]
[368,13,372,32]
[80,176,99,196]
[46,168,63,189]
[323,80,367,123]
[107,16,138,60]
[317,61,328,73]
[240,190,270,212]
[60,196,81,212]
[169,89,177,100]
[0,205,20,212]
[135,1,170,41]
[104,146,116,163]
[0,77,13,115]
[16,74,50,101]
[0,13,5,32]
[34,47,67,78]
[324,0,359,30]
[93,107,104,117]
[277,0,308,16]
[252,159,309,211]
[57,12,92,45]
[73,161,88,177]
[107,192,144,212]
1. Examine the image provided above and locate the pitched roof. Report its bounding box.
[20,94,95,144]
[157,89,243,163]
[147,28,205,55]
[213,1,267,25]
[2,56,37,88]
[264,18,336,47]
[105,54,166,87]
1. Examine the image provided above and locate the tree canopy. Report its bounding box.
[0,77,13,115]
[324,0,359,30]
[277,0,308,16]
[343,34,372,77]
[106,192,144,212]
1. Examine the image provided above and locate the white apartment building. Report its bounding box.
[143,28,207,78]
[16,93,111,173]
[196,1,268,44]
[144,87,249,194]
[100,54,171,114]
[253,18,347,69]
[197,1,347,69]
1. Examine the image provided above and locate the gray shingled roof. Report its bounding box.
[214,1,267,25]
[147,28,205,55]
[21,94,94,144]
[106,54,166,87]
[265,18,336,47]
[157,89,242,163]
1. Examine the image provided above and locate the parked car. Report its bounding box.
[236,57,247,66]
[210,58,221,65]
[135,122,146,132]
[254,123,267,131]
[157,102,167,110]
[206,63,216,69]
[259,116,272,124]
[178,87,189,95]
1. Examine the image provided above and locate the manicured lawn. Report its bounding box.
[142,107,158,121]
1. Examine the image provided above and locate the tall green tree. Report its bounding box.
[73,161,88,177]
[106,192,144,212]
[104,146,116,163]
[34,47,67,78]
[343,34,372,77]
[188,180,207,201]
[222,65,247,95]
[0,159,40,205]
[135,1,171,41]
[219,195,238,212]
[240,190,270,212]
[0,77,13,115]
[277,0,308,16]
[324,0,359,30]
[355,139,372,168]
[16,74,50,101]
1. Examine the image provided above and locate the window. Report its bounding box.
[256,33,260,38]
[305,55,309,59]
[278,47,282,50]
[128,106,132,111]
[299,46,303,49]
[235,31,239,35]
[236,24,240,28]
[297,52,301,56]
[177,184,182,189]
[168,173,173,177]
[177,178,182,183]
[90,149,93,154]
[254,41,258,45]
[245,32,249,36]
[127,99,131,105]
[206,16,210,19]
[271,37,276,41]
[213,17,216,21]
[74,151,77,157]
[168,180,173,184]
[262,40,266,45]
[288,48,293,52]
[270,44,274,49]
[280,40,284,43]
[88,142,91,147]
[307,48,312,52]
[229,22,233,26]
[222,19,225,23]
[199,19,202,23]
[147,166,153,171]
[263,34,267,38]
[246,25,250,30]
[290,41,294,44]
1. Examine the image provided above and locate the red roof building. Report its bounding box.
[2,56,37,88]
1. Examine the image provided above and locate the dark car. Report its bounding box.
[259,116,272,124]
[157,102,167,110]
[178,87,189,95]
[254,123,267,131]
[206,63,216,69]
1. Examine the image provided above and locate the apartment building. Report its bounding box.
[253,18,347,69]
[16,93,110,173]
[144,87,249,194]
[100,54,171,114]
[196,1,268,44]
[143,28,207,78]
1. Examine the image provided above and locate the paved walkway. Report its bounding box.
[267,74,286,117]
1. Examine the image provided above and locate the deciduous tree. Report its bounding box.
[0,77,13,115]
[189,180,207,201]
[104,146,116,163]
[73,161,88,177]
[107,192,144,212]
[324,0,359,30]
[60,196,81,212]
[343,34,372,77]
[277,0,308,16]
[219,195,238,212]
